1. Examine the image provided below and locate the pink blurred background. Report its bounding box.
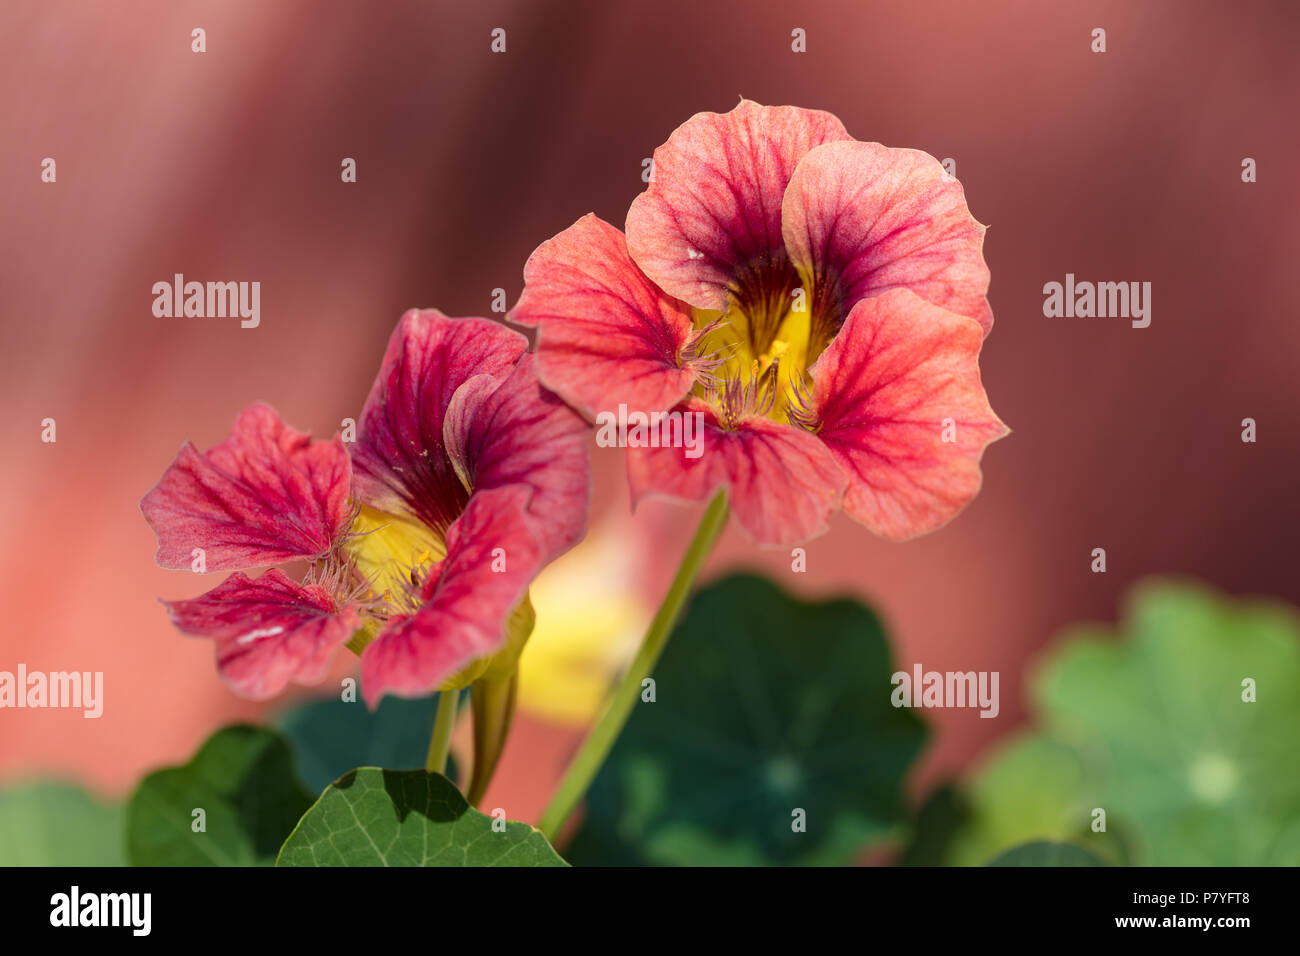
[2,0,1298,821]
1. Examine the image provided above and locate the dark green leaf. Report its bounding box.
[126,724,314,866]
[276,692,456,795]
[986,840,1106,867]
[567,573,927,866]
[897,784,969,866]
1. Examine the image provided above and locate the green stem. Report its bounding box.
[425,691,458,774]
[466,671,518,807]
[538,488,729,840]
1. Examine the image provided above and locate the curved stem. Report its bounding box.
[425,691,458,774]
[538,488,729,840]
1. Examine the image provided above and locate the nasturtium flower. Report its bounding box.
[141,310,590,706]
[511,100,1006,546]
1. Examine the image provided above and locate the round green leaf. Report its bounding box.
[0,782,124,865]
[986,840,1106,866]
[276,769,566,866]
[946,734,1128,865]
[126,724,315,866]
[567,573,927,866]
[1033,581,1300,865]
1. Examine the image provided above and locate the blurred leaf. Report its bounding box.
[946,734,1127,865]
[0,782,124,865]
[958,581,1300,867]
[276,769,566,866]
[567,573,927,866]
[1032,581,1300,865]
[276,692,455,795]
[897,783,969,866]
[986,840,1106,866]
[126,724,314,866]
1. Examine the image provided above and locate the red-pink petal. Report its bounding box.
[783,140,993,335]
[141,403,352,572]
[163,569,361,700]
[808,289,1008,541]
[626,399,846,547]
[626,100,851,311]
[444,355,590,559]
[361,486,545,706]
[509,214,699,418]
[352,309,527,537]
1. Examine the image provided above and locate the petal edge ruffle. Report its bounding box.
[141,403,353,572]
[809,289,1007,541]
[626,100,852,312]
[510,214,700,419]
[783,140,993,336]
[163,569,360,700]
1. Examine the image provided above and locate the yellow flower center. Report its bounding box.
[339,503,534,691]
[345,504,445,611]
[689,276,828,426]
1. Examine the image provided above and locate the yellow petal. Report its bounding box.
[516,520,649,726]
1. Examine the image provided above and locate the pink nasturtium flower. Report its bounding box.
[511,100,1007,546]
[141,310,590,707]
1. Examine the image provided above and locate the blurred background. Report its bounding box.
[2,0,1298,829]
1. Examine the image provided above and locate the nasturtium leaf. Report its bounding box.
[1031,580,1300,865]
[126,724,315,866]
[566,573,927,866]
[945,734,1129,866]
[0,782,124,865]
[276,769,566,866]
[986,840,1106,867]
[277,692,456,795]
